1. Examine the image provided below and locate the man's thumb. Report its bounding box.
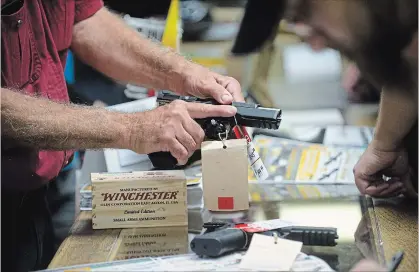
[210,84,232,104]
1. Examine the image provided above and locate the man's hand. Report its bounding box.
[174,63,245,104]
[353,140,415,198]
[127,101,237,165]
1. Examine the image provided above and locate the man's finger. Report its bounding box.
[204,82,233,104]
[365,182,402,197]
[354,176,377,195]
[381,188,405,198]
[363,183,389,196]
[168,138,188,165]
[176,127,197,156]
[224,78,245,102]
[187,103,237,119]
[374,182,405,197]
[182,118,205,147]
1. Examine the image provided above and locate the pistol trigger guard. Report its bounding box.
[277,231,289,240]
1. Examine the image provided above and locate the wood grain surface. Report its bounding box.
[369,198,418,272]
[48,211,189,269]
[49,198,418,270]
[48,212,121,268]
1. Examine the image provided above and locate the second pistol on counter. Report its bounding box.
[190,220,338,258]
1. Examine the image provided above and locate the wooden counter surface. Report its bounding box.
[368,198,418,271]
[49,197,418,271]
[48,211,121,268]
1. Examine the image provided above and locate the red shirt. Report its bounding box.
[1,0,103,191]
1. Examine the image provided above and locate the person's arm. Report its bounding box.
[71,8,184,92]
[2,88,236,164]
[372,32,418,151]
[1,88,131,150]
[373,88,417,151]
[71,8,243,103]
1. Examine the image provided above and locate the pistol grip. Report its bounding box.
[148,150,203,170]
[148,151,178,169]
[190,228,247,257]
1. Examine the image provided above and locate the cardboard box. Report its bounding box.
[110,226,189,260]
[92,171,187,229]
[201,139,249,212]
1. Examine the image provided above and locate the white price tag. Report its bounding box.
[247,141,269,181]
[234,126,269,181]
[248,219,295,230]
[291,253,335,271]
[239,234,302,271]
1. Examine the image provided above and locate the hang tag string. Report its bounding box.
[233,116,243,138]
[218,126,229,149]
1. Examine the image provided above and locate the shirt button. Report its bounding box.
[31,74,39,81]
[16,19,23,28]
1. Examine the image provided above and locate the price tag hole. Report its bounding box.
[223,145,227,149]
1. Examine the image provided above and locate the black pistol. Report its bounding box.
[148,91,282,169]
[190,222,339,258]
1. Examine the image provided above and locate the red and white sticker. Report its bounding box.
[233,219,295,233]
[233,126,269,181]
[233,223,269,233]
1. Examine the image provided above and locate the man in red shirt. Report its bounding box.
[1,0,243,271]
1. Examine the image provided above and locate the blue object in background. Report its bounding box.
[64,50,75,84]
[62,50,78,172]
[61,151,80,172]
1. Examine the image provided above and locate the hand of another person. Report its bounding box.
[175,63,245,104]
[292,23,328,51]
[127,100,236,165]
[342,63,361,94]
[353,140,414,197]
[342,63,381,103]
[350,259,386,272]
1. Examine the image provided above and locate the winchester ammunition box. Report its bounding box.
[92,171,187,229]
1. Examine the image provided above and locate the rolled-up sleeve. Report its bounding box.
[74,0,104,23]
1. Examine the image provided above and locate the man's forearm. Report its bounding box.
[372,32,418,151]
[71,8,191,93]
[1,88,131,150]
[373,88,417,151]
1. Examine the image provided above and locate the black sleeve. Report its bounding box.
[231,0,286,55]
